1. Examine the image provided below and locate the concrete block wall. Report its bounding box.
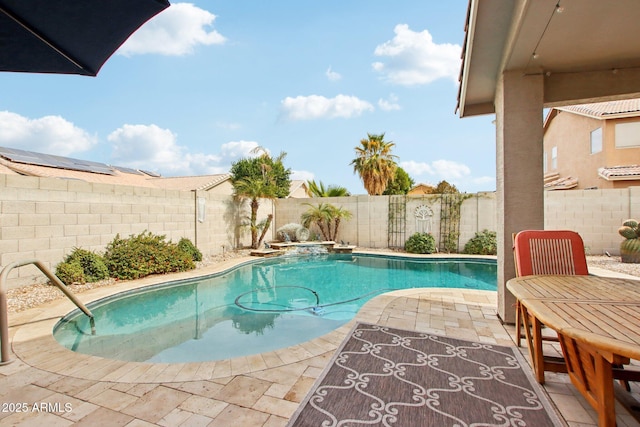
[275,193,496,251]
[3,171,639,288]
[544,188,632,255]
[0,175,257,288]
[194,191,274,255]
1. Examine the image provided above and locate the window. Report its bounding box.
[590,127,602,154]
[616,122,640,148]
[551,146,557,170]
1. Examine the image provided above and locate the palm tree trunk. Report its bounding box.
[332,218,341,241]
[250,198,259,249]
[318,220,330,241]
[257,214,273,248]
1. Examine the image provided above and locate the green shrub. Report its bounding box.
[405,232,436,254]
[55,247,109,285]
[177,238,203,262]
[103,231,195,280]
[55,261,86,285]
[463,230,497,255]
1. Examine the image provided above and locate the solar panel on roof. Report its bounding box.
[140,170,161,177]
[111,165,144,175]
[0,146,115,175]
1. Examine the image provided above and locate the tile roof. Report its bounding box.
[598,165,640,181]
[544,175,578,191]
[558,99,640,118]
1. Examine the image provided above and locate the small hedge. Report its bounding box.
[55,233,201,284]
[405,232,436,254]
[463,230,497,255]
[178,237,203,262]
[55,247,109,285]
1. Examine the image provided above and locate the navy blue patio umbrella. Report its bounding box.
[0,0,170,76]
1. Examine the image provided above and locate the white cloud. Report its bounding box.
[219,140,262,160]
[373,24,460,85]
[281,95,374,120]
[401,160,434,176]
[326,66,342,81]
[108,124,188,174]
[118,3,226,56]
[291,170,315,182]
[400,159,495,192]
[0,111,97,155]
[378,94,401,111]
[401,159,471,180]
[107,126,263,176]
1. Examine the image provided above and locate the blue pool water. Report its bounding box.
[53,253,496,363]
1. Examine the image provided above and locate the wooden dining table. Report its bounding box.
[507,275,640,427]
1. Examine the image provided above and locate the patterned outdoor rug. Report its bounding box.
[288,323,564,427]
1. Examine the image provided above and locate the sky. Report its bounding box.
[0,1,497,195]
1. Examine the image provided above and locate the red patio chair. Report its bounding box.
[513,230,589,347]
[512,230,589,381]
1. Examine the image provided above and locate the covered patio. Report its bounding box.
[457,0,640,323]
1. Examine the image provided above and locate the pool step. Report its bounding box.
[250,249,284,257]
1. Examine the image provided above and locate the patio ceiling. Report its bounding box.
[458,0,640,117]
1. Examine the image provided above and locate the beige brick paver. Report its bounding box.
[2,257,637,426]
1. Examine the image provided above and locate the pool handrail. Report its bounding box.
[0,259,94,365]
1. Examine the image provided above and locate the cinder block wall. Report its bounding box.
[275,193,497,252]
[544,188,637,255]
[2,172,639,289]
[0,175,267,288]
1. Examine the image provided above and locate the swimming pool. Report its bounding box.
[53,253,496,363]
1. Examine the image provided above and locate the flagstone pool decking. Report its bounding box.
[1,257,639,426]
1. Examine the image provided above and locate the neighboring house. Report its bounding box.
[0,146,309,197]
[288,180,310,198]
[543,99,640,190]
[408,183,435,195]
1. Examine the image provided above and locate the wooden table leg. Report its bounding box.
[558,334,619,427]
[593,352,616,427]
[520,303,547,384]
[530,316,546,384]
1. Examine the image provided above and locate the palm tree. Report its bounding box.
[301,203,333,241]
[307,180,350,197]
[329,205,353,241]
[301,203,352,241]
[351,133,398,195]
[233,177,277,249]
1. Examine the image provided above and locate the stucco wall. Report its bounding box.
[544,110,640,189]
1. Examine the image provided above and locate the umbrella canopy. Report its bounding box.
[0,0,170,76]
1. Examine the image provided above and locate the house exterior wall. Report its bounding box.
[205,180,234,195]
[544,111,640,189]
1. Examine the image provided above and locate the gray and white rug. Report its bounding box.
[288,323,564,426]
